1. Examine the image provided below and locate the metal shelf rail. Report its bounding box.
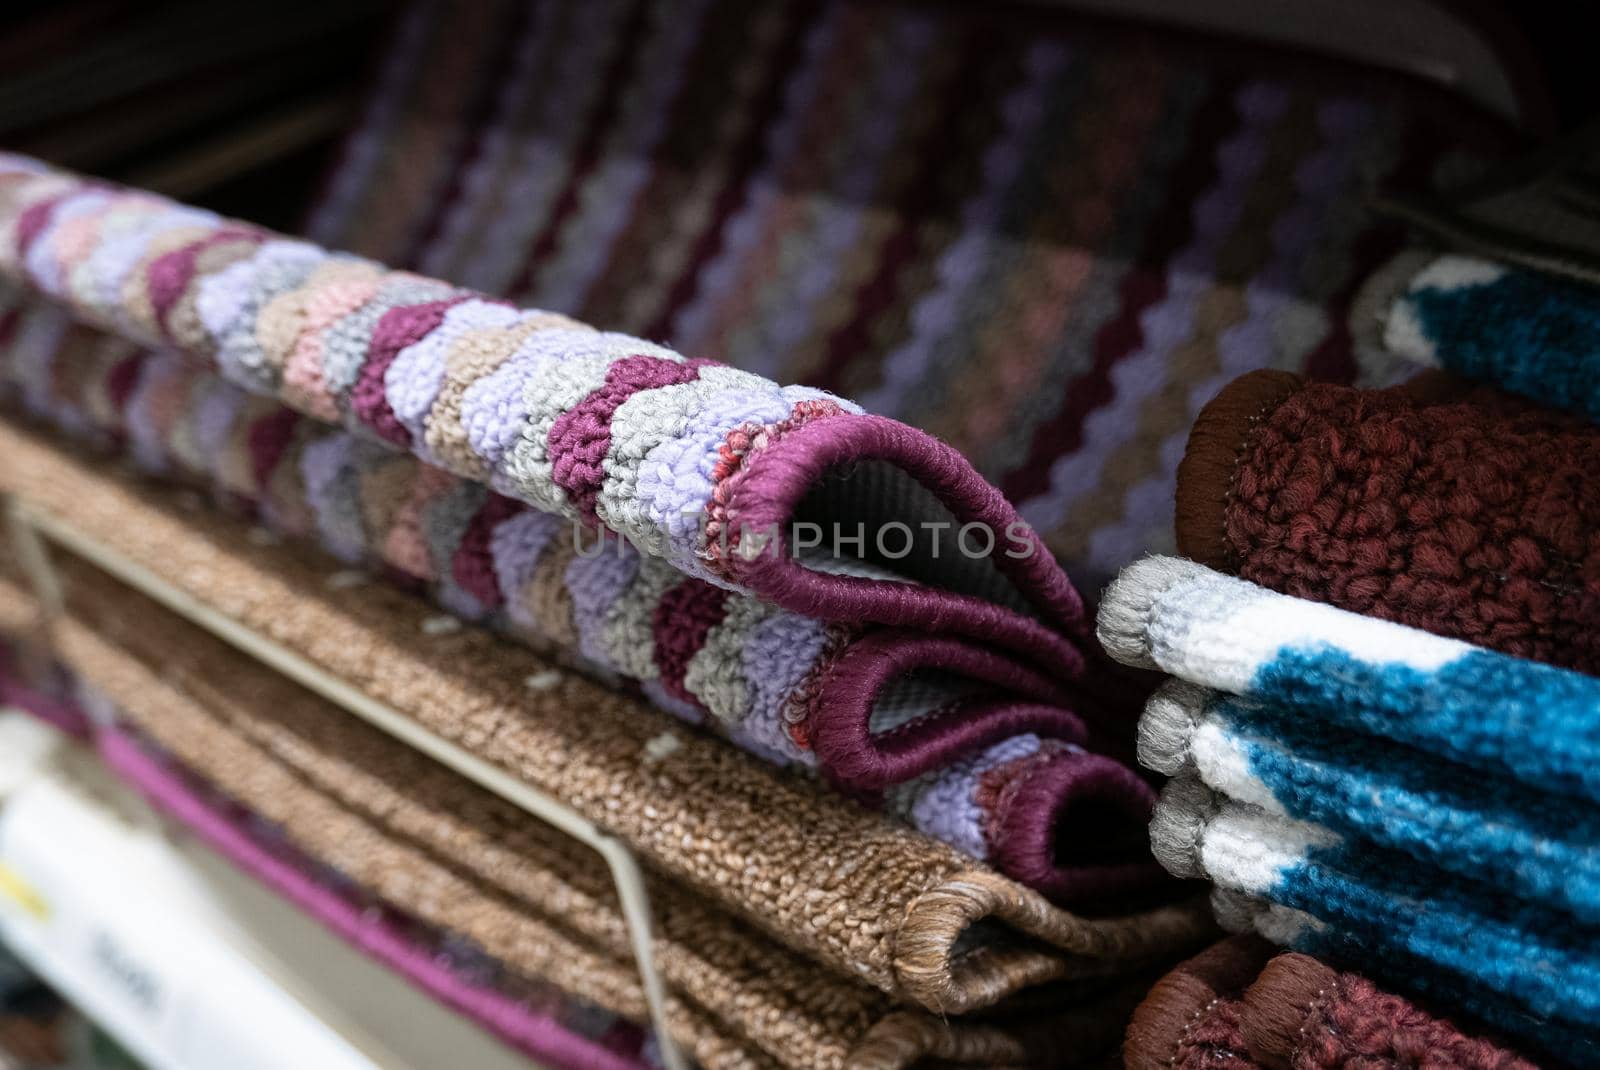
[3,493,690,1070]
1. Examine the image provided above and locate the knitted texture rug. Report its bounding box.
[1139,680,1600,927]
[1123,936,1542,1070]
[1099,557,1600,803]
[1378,252,1600,424]
[303,0,1507,594]
[0,419,1215,1023]
[1097,556,1600,1060]
[1147,774,1596,1052]
[0,153,1090,669]
[1174,368,1600,672]
[0,152,1170,904]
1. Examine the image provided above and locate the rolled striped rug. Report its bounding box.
[0,153,1169,905]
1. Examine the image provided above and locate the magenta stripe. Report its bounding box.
[12,192,68,257]
[351,297,466,444]
[95,729,651,1070]
[808,630,1084,789]
[246,407,303,492]
[105,351,149,422]
[650,578,729,709]
[547,354,711,519]
[451,492,524,609]
[148,227,261,338]
[985,747,1166,907]
[0,655,90,739]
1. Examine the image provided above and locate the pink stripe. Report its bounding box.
[351,297,466,444]
[547,354,712,520]
[95,729,650,1070]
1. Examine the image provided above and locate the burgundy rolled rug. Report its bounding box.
[1175,369,1600,673]
[1124,937,1543,1070]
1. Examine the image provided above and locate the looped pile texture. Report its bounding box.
[1124,937,1543,1070]
[1175,368,1600,672]
[0,420,1215,1025]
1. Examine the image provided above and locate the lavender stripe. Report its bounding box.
[564,535,642,670]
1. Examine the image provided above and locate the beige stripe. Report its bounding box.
[423,313,576,479]
[117,222,212,339]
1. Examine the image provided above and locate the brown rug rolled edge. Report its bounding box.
[895,875,1216,1015]
[1235,952,1339,1070]
[1122,935,1275,1070]
[40,555,882,1070]
[1173,369,1303,570]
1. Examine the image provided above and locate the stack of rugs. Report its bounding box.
[0,153,1224,1068]
[1100,271,1600,1064]
[0,1,1572,1068]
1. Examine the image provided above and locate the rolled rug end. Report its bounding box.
[1136,679,1211,776]
[1148,774,1215,880]
[1174,368,1302,571]
[1123,936,1275,1070]
[986,747,1169,908]
[1097,556,1211,671]
[1237,952,1339,1070]
[1209,886,1268,935]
